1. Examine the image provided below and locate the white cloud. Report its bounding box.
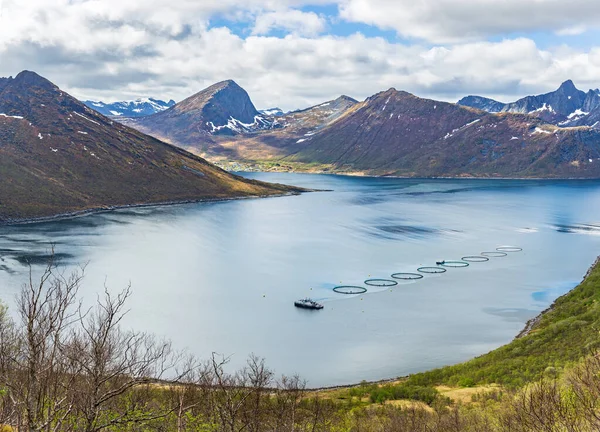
[0,0,600,111]
[253,9,326,36]
[556,25,587,36]
[339,0,600,43]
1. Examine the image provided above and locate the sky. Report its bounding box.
[1,0,600,111]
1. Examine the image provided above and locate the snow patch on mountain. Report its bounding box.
[207,115,276,135]
[73,111,100,125]
[530,103,555,114]
[532,127,552,135]
[567,109,589,119]
[0,113,25,119]
[260,108,284,116]
[444,118,481,139]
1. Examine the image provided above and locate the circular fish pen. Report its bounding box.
[417,267,447,274]
[482,251,508,258]
[462,256,490,263]
[440,261,470,268]
[333,286,367,295]
[365,279,398,287]
[391,273,424,280]
[496,247,523,253]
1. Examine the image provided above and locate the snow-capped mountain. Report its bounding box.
[83,98,176,118]
[458,81,600,129]
[260,108,285,116]
[122,80,280,146]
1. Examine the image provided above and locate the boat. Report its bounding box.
[294,298,324,310]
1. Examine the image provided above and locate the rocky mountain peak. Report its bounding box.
[13,70,58,92]
[459,79,595,122]
[0,70,81,120]
[558,79,578,94]
[172,79,259,126]
[366,88,411,105]
[336,95,359,104]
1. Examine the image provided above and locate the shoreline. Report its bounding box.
[212,160,600,181]
[0,190,305,227]
[305,254,600,392]
[243,170,600,181]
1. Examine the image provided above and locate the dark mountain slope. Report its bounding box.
[125,80,273,146]
[286,89,600,177]
[457,95,505,113]
[0,71,299,222]
[0,77,10,93]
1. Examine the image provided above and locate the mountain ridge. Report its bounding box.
[286,88,600,177]
[0,71,300,222]
[459,80,600,128]
[111,77,600,178]
[84,97,176,118]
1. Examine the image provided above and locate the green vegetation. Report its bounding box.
[402,258,600,389]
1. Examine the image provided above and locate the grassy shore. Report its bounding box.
[320,255,600,407]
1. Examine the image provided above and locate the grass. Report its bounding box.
[402,258,600,389]
[327,258,600,406]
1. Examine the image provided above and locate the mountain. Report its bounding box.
[0,77,10,93]
[280,88,600,177]
[123,81,600,178]
[121,80,358,166]
[502,80,586,121]
[123,80,276,147]
[457,95,505,113]
[200,95,359,166]
[84,98,176,118]
[458,80,600,128]
[0,71,300,222]
[260,108,284,116]
[275,96,358,133]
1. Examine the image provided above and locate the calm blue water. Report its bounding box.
[1,174,600,386]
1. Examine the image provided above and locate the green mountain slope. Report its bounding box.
[403,257,600,389]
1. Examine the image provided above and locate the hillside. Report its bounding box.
[284,89,600,178]
[401,257,600,389]
[0,71,301,223]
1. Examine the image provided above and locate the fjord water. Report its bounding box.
[1,174,600,386]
